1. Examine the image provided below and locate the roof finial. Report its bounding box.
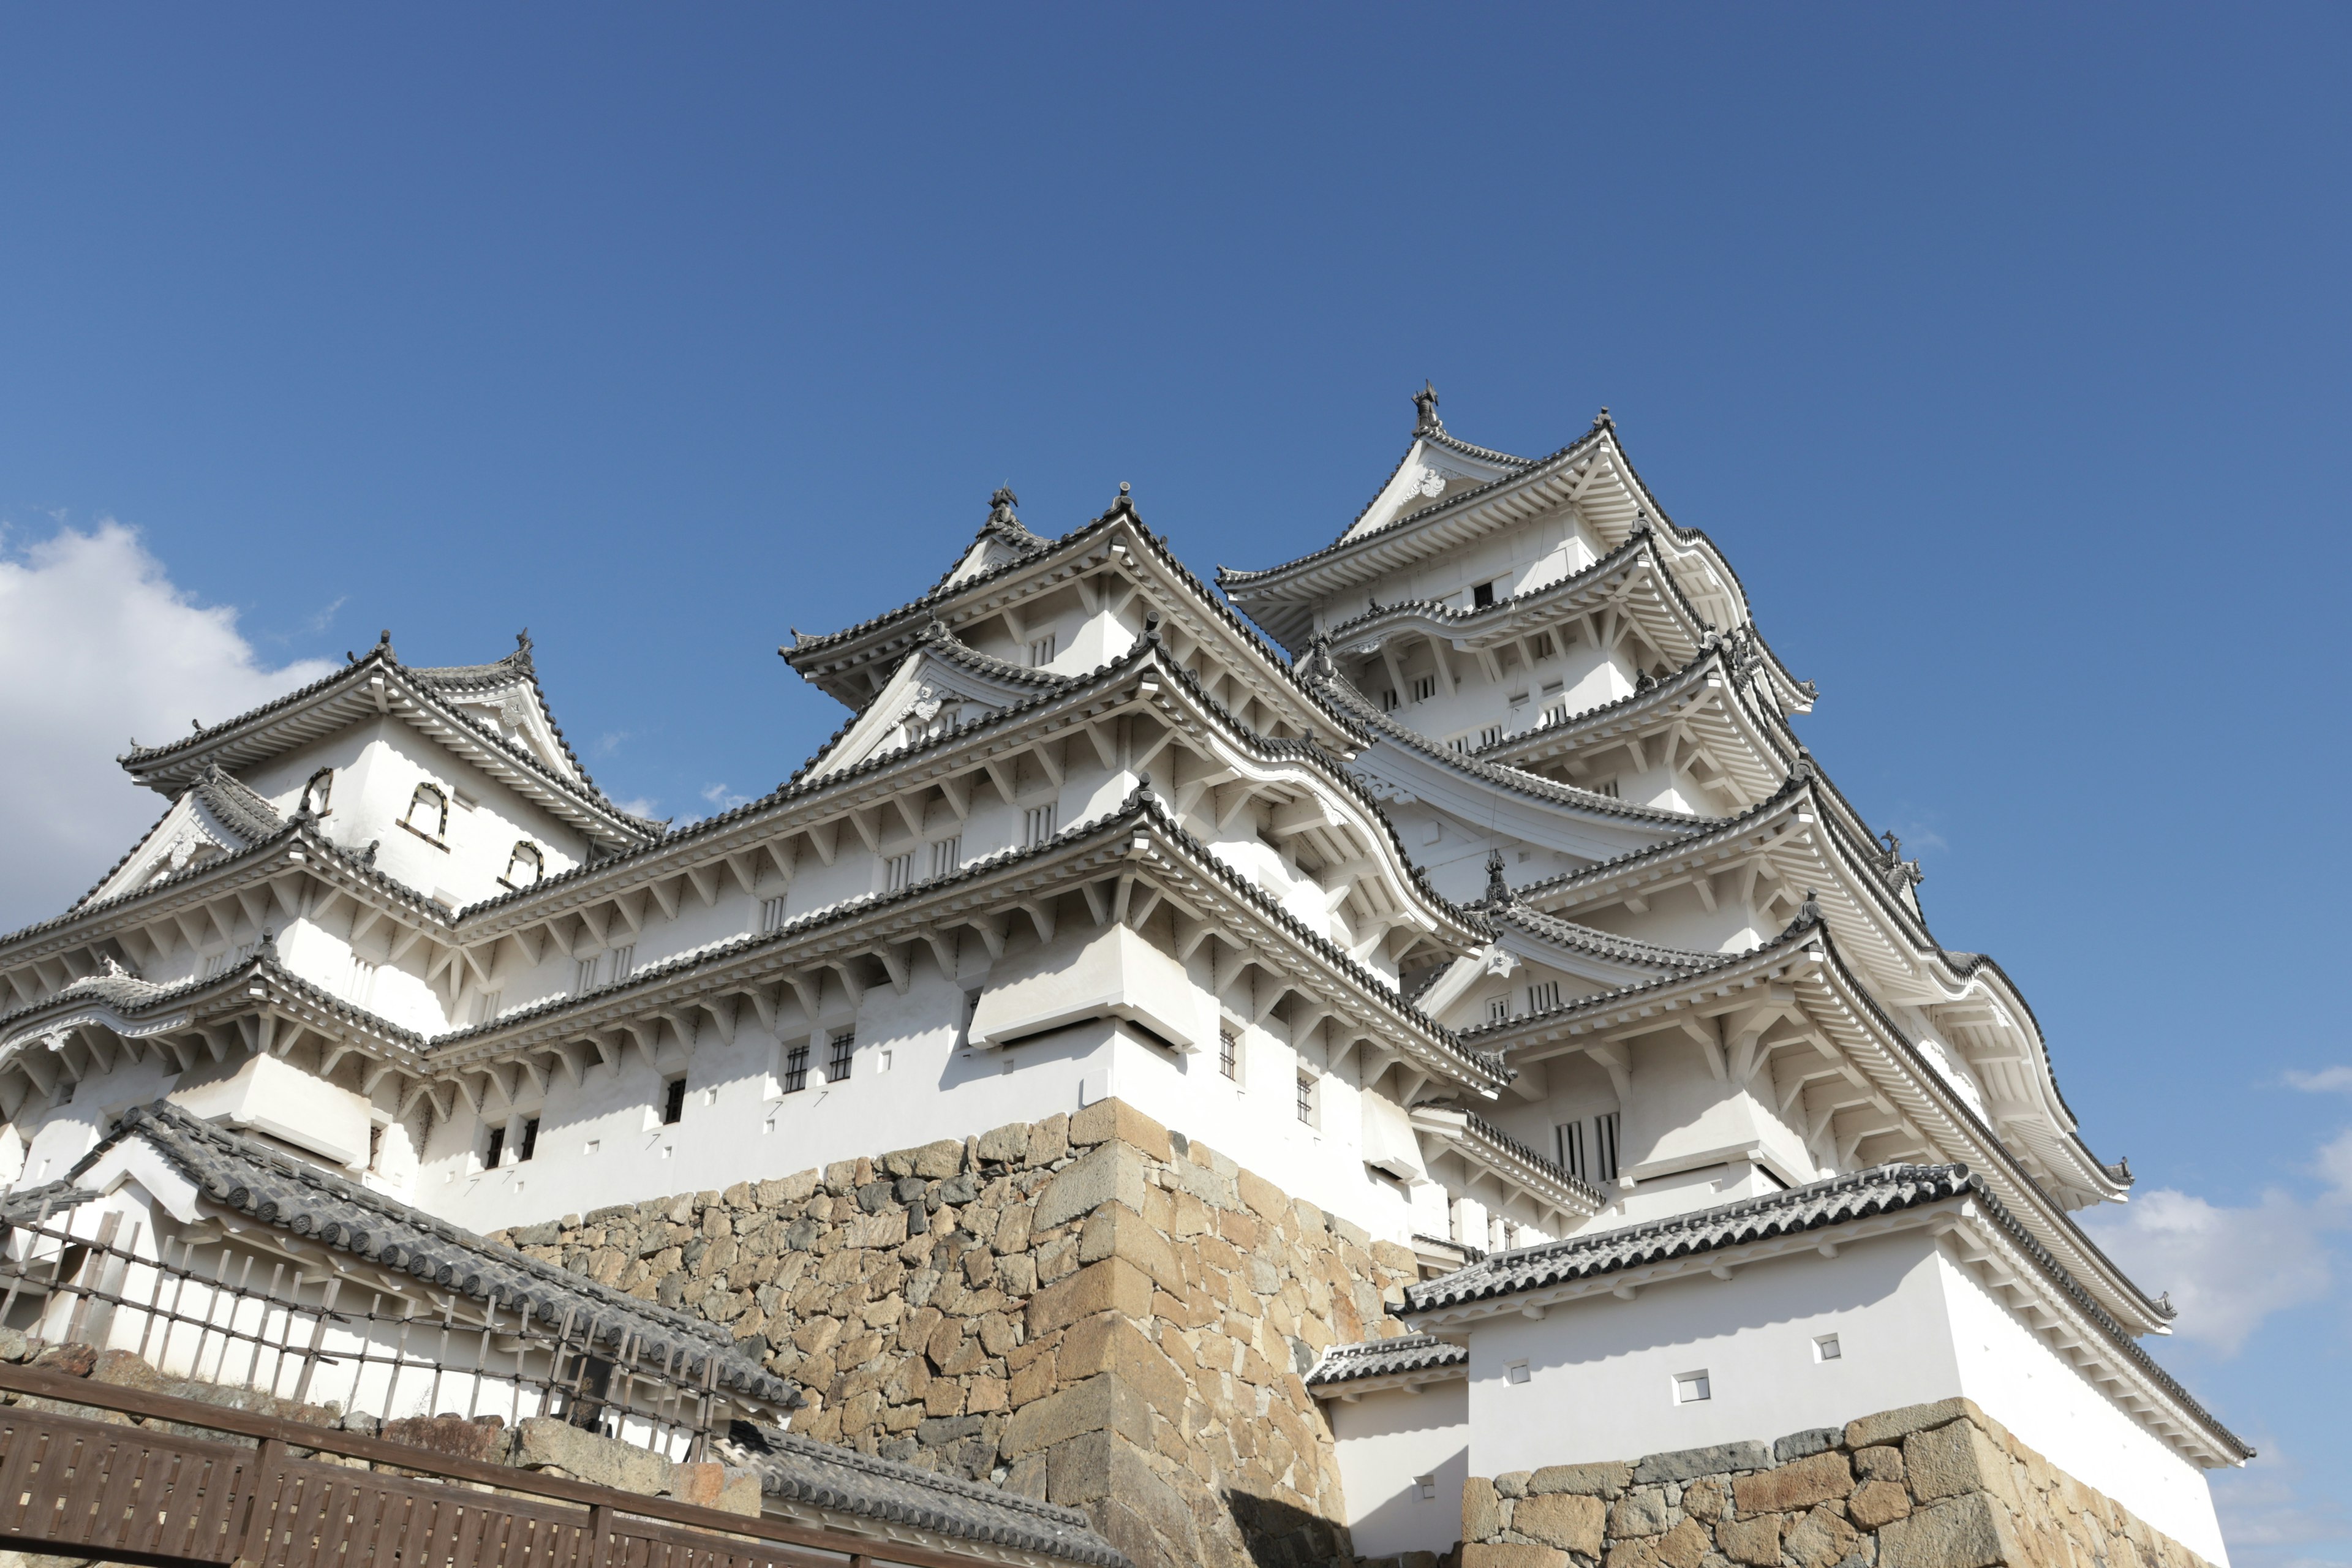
[1797,889,1823,926]
[1485,849,1511,905]
[1413,380,1443,435]
[1104,481,1138,522]
[989,484,1020,526]
[1594,406,1613,431]
[191,718,203,732]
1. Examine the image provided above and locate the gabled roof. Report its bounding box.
[1481,899,1727,981]
[67,1101,794,1409]
[780,491,1368,748]
[1303,657,1712,833]
[118,633,660,847]
[805,620,1073,780]
[74,765,288,911]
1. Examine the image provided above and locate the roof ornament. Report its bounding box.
[1104,481,1139,523]
[989,484,1020,526]
[1143,610,1161,645]
[99,954,138,981]
[1634,668,1656,693]
[1629,510,1653,540]
[1594,406,1614,431]
[2154,1289,2174,1318]
[377,629,394,661]
[361,840,380,868]
[1484,849,1512,905]
[190,718,203,732]
[1413,380,1444,435]
[1796,889,1823,927]
[258,929,277,958]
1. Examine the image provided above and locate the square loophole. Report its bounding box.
[1505,1360,1531,1385]
[1814,1333,1843,1362]
[1674,1370,1711,1404]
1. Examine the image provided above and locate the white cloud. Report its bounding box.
[0,523,336,930]
[2283,1065,2352,1094]
[2080,1185,2340,1355]
[700,783,748,811]
[2209,1436,2350,1568]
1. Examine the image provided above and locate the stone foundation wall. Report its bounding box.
[1455,1397,2214,1568]
[491,1099,1420,1568]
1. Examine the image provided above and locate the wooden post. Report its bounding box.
[234,1436,288,1568]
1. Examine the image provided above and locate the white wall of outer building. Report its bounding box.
[1327,1379,1471,1559]
[1936,1251,2229,1565]
[1461,1230,1962,1476]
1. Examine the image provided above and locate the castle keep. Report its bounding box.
[0,392,2244,1568]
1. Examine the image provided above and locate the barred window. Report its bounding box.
[827,1029,855,1083]
[1029,633,1057,667]
[1532,631,1557,660]
[1218,1027,1238,1080]
[1295,1071,1316,1126]
[1594,1111,1621,1182]
[929,836,962,880]
[1471,580,1497,609]
[660,1076,687,1126]
[760,895,789,933]
[484,1125,505,1169]
[1023,804,1057,847]
[502,842,543,887]
[302,767,334,815]
[573,956,601,995]
[1479,725,1504,748]
[884,852,914,894]
[1526,980,1560,1013]
[1487,996,1509,1023]
[517,1117,539,1163]
[782,1043,810,1093]
[1379,688,1399,712]
[609,944,636,981]
[1557,1121,1587,1181]
[1412,676,1436,703]
[404,783,448,839]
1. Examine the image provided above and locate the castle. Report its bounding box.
[0,391,2244,1568]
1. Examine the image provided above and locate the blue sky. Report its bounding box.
[2,6,2346,1558]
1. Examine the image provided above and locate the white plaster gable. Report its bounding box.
[439,677,580,786]
[809,639,1061,780]
[1343,438,1523,545]
[82,789,263,908]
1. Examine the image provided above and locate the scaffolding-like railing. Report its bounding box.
[0,1193,755,1460]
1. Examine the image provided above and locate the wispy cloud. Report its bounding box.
[594,731,631,759]
[2283,1065,2352,1094]
[612,796,661,820]
[300,595,348,635]
[700,783,749,811]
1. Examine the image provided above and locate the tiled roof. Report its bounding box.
[1304,660,1710,831]
[0,1180,97,1229]
[1396,1161,2250,1461]
[69,1102,794,1409]
[190,764,286,843]
[1406,1162,1972,1313]
[725,1422,1129,1567]
[1304,1333,1467,1389]
[117,637,658,842]
[1485,902,1725,975]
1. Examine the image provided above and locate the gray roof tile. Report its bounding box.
[1305,1333,1468,1388]
[726,1422,1129,1567]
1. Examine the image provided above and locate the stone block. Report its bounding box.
[1069,1098,1172,1161]
[1653,1518,1711,1568]
[1027,1257,1155,1337]
[1680,1477,1728,1523]
[1851,1479,1914,1529]
[1035,1141,1148,1232]
[1879,1492,2026,1568]
[1079,1203,1188,1295]
[1528,1460,1632,1496]
[1236,1167,1289,1221]
[666,1461,728,1508]
[31,1343,95,1377]
[1060,1312,1188,1414]
[1633,1441,1770,1483]
[1733,1450,1853,1515]
[1463,1547,1567,1568]
[978,1123,1032,1163]
[1856,1444,1906,1483]
[390,1413,514,1467]
[1716,1515,1784,1566]
[1782,1503,1862,1568]
[998,1374,1150,1458]
[0,1327,28,1363]
[1463,1476,1503,1540]
[1776,1427,1845,1463]
[1515,1492,1605,1555]
[1845,1398,1978,1451]
[1027,1114,1071,1167]
[89,1349,160,1390]
[1907,1418,2022,1511]
[1495,1470,1529,1498]
[1608,1490,1670,1537]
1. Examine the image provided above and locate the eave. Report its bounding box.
[118,650,657,848]
[1459,921,2162,1333]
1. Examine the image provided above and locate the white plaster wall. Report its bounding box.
[1328,1380,1471,1558]
[1462,1230,1963,1474]
[1937,1251,2230,1564]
